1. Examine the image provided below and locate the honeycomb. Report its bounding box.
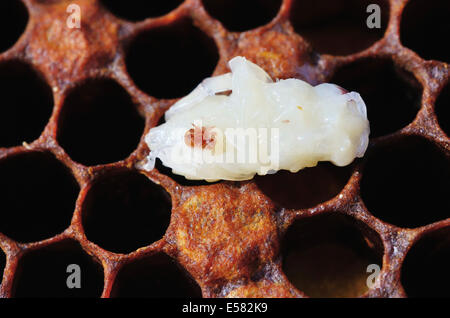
[0,0,449,298]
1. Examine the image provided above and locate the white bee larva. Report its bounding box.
[143,56,370,182]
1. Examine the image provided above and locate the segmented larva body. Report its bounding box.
[143,57,369,181]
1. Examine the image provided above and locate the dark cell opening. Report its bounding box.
[0,248,5,286]
[57,78,144,166]
[436,84,450,137]
[361,136,450,228]
[126,18,219,99]
[401,0,450,63]
[100,0,183,21]
[13,240,104,297]
[111,253,202,298]
[82,170,172,254]
[330,58,422,138]
[202,0,282,32]
[255,162,352,210]
[291,0,389,55]
[0,0,28,53]
[282,213,383,297]
[0,61,54,148]
[401,226,450,297]
[0,152,79,243]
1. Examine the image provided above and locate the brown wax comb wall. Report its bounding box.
[0,0,449,298]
